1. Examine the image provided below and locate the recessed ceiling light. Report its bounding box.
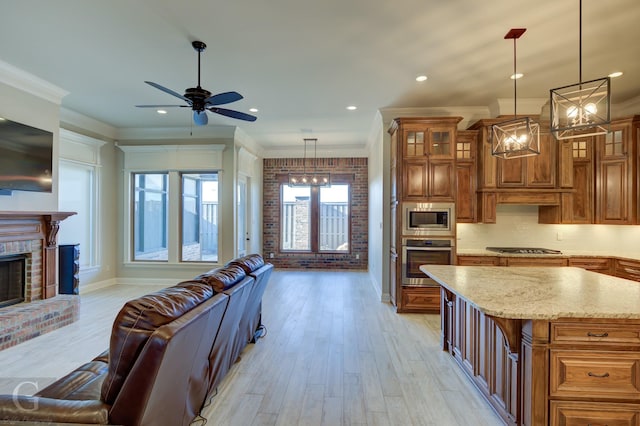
[346,105,357,110]
[416,75,428,82]
[510,73,524,80]
[608,71,623,78]
[156,109,167,114]
[249,108,259,113]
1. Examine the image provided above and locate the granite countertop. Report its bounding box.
[420,264,640,320]
[456,248,640,261]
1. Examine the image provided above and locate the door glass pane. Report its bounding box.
[281,185,310,251]
[319,184,349,252]
[181,173,218,262]
[133,173,168,261]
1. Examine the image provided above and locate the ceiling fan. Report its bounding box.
[136,40,257,126]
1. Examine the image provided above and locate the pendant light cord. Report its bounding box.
[579,0,583,83]
[513,36,517,117]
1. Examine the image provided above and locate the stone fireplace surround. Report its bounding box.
[0,211,78,350]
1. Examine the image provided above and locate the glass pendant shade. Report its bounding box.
[550,77,610,140]
[491,117,540,159]
[288,138,331,187]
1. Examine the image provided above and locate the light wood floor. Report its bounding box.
[0,271,503,426]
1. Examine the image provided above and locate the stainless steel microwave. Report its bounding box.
[402,202,455,236]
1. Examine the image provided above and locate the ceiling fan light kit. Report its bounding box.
[491,28,541,159]
[288,138,331,187]
[136,40,257,126]
[549,0,610,140]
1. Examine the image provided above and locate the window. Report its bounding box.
[280,182,350,253]
[181,173,219,262]
[133,173,168,261]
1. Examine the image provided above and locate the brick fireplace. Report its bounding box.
[0,211,78,350]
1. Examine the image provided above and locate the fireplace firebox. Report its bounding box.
[0,254,26,308]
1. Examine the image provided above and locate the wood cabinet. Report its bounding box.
[550,400,640,426]
[505,257,568,267]
[389,117,462,202]
[468,117,564,223]
[401,286,439,313]
[387,117,462,314]
[455,130,478,222]
[595,116,639,224]
[568,256,612,274]
[615,258,640,282]
[457,255,502,266]
[441,280,640,426]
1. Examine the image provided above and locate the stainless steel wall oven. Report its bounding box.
[401,238,454,285]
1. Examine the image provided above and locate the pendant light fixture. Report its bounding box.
[288,138,331,187]
[491,28,540,159]
[549,0,610,140]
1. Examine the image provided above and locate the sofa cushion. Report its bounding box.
[193,265,247,292]
[101,285,214,404]
[226,254,265,274]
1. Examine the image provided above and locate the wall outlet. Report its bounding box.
[356,253,360,260]
[269,252,274,258]
[556,232,563,241]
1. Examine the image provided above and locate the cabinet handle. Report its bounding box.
[587,372,610,378]
[586,331,609,338]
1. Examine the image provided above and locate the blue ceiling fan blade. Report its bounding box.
[205,91,243,106]
[144,81,192,104]
[208,107,257,122]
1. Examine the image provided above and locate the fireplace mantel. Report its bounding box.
[0,211,76,299]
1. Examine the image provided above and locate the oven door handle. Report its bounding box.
[403,247,453,251]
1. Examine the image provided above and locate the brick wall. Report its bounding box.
[263,157,368,270]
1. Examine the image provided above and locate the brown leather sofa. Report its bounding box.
[0,254,273,426]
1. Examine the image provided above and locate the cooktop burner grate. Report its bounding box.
[485,247,562,255]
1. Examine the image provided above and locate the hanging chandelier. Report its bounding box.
[549,0,610,140]
[288,138,331,187]
[491,28,540,159]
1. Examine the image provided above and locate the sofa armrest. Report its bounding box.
[0,395,109,424]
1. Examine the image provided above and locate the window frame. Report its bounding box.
[278,173,353,254]
[179,171,220,263]
[132,172,169,262]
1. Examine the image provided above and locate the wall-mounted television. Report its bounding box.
[0,117,53,193]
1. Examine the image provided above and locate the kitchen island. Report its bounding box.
[420,265,640,426]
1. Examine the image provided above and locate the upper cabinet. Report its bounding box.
[539,115,640,225]
[595,117,639,224]
[468,117,565,223]
[389,117,462,202]
[455,130,479,223]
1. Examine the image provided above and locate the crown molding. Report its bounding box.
[0,59,68,104]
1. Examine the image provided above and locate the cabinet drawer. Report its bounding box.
[616,259,640,282]
[550,350,640,400]
[456,255,502,266]
[568,256,611,273]
[401,286,440,312]
[550,400,640,426]
[506,257,568,267]
[551,322,640,345]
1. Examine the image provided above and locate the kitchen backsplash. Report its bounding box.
[457,205,640,253]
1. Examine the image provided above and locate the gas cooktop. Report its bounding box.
[485,247,562,255]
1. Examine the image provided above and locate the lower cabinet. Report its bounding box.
[441,288,640,426]
[401,286,439,313]
[616,259,640,282]
[550,401,640,426]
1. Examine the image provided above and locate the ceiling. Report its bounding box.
[0,0,639,154]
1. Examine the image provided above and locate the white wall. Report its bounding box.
[458,204,640,255]
[367,111,387,300]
